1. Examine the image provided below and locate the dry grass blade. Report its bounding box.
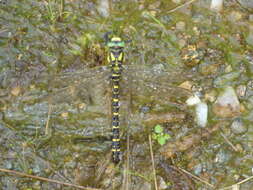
[232,184,240,190]
[148,135,158,190]
[45,102,52,135]
[220,175,253,190]
[167,0,198,13]
[0,168,102,190]
[123,134,130,190]
[220,132,238,152]
[178,167,214,188]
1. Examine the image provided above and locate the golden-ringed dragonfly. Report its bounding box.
[8,35,199,165]
[106,36,125,163]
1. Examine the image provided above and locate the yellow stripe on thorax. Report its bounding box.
[118,52,124,62]
[110,52,116,61]
[112,149,120,152]
[113,112,119,116]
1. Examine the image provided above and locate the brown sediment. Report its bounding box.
[160,121,227,159]
[159,161,195,190]
[143,112,186,125]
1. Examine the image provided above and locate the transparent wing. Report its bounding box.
[7,63,195,146]
[17,63,196,104]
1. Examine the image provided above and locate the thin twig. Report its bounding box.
[45,102,52,135]
[0,29,8,34]
[148,135,158,190]
[219,175,253,190]
[237,176,253,185]
[167,0,198,13]
[234,0,253,13]
[220,132,238,152]
[30,152,73,183]
[123,93,133,190]
[0,168,101,190]
[126,134,130,190]
[178,167,214,188]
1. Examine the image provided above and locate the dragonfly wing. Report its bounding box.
[121,64,193,106]
[19,66,111,105]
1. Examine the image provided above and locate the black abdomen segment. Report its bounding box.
[111,75,121,163]
[107,37,125,163]
[111,67,122,163]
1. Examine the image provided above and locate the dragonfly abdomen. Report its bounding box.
[107,36,125,163]
[111,67,121,163]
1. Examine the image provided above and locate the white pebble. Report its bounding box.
[186,95,201,106]
[97,0,110,17]
[195,102,208,127]
[210,0,223,12]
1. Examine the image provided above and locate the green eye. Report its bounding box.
[116,41,125,47]
[107,41,125,47]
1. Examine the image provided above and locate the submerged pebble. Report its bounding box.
[212,86,241,118]
[230,118,247,135]
[140,106,150,113]
[228,11,242,22]
[136,181,152,190]
[178,81,194,91]
[238,0,253,9]
[172,0,181,4]
[214,149,231,164]
[193,163,202,175]
[10,86,21,96]
[157,176,168,190]
[97,0,110,17]
[186,95,208,127]
[245,96,253,110]
[213,71,241,87]
[246,80,253,97]
[4,110,29,123]
[236,85,247,99]
[176,21,185,31]
[249,14,253,21]
[204,90,217,102]
[246,26,253,46]
[195,102,208,127]
[186,95,201,106]
[198,61,219,76]
[210,0,223,12]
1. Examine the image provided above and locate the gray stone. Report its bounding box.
[213,72,240,87]
[210,0,223,12]
[238,0,253,9]
[236,85,247,98]
[215,149,231,164]
[97,0,110,17]
[249,14,253,21]
[230,118,247,134]
[212,86,241,118]
[157,176,168,190]
[176,21,186,31]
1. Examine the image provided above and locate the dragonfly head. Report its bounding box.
[107,37,125,49]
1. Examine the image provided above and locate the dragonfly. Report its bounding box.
[8,36,201,164]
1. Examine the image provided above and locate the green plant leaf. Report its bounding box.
[152,133,158,140]
[164,133,171,140]
[158,136,167,145]
[154,124,163,133]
